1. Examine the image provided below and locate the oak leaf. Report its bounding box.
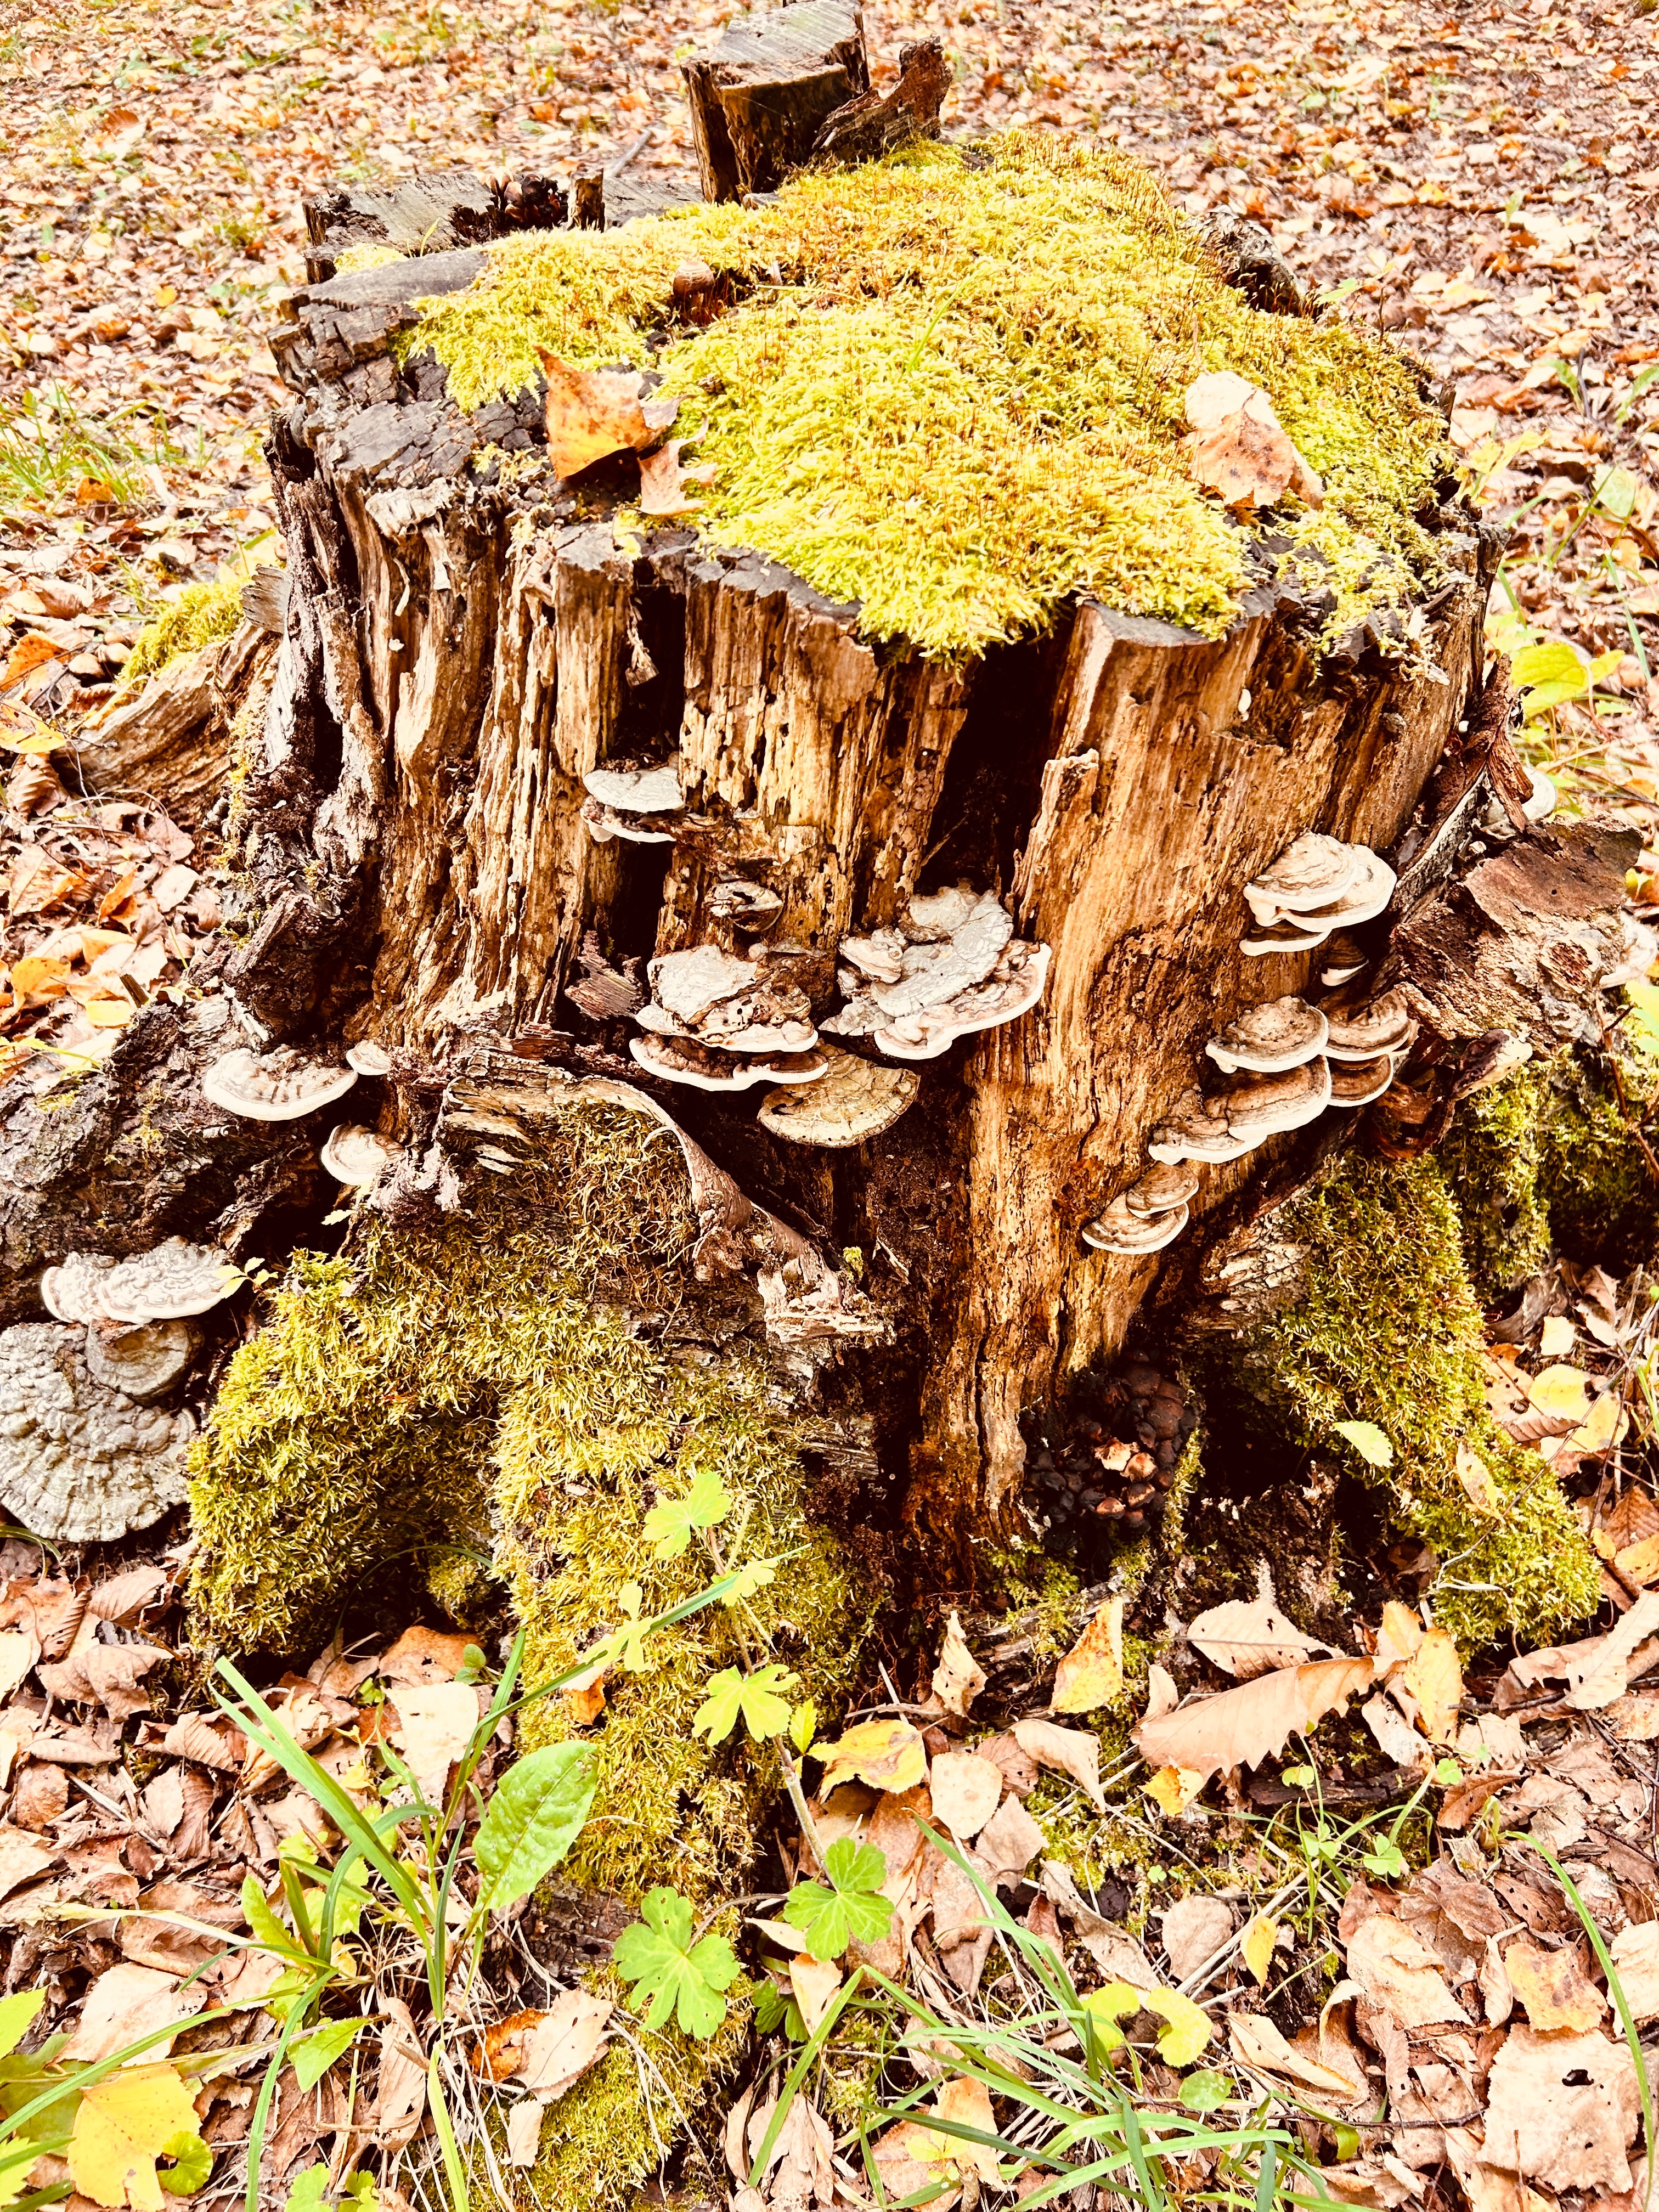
[637,437,716,516]
[67,2062,200,2211]
[1052,1595,1124,1710]
[1135,1656,1374,1784]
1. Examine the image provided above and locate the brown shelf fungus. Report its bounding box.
[756,1043,918,1146]
[1148,1088,1254,1165]
[629,1033,828,1092]
[1319,933,1371,988]
[1124,1160,1201,1215]
[202,1046,359,1122]
[320,1124,402,1187]
[1245,831,1359,915]
[1322,989,1418,1062]
[1206,995,1329,1075]
[84,1318,198,1402]
[0,1322,194,1542]
[1217,1056,1333,1142]
[1082,1194,1189,1255]
[345,1040,394,1077]
[1326,1053,1398,1108]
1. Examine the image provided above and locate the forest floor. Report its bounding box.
[4,2,1659,2210]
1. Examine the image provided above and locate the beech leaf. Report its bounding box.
[816,1718,928,1796]
[1188,1593,1334,1680]
[1334,1419,1393,1468]
[1012,1718,1104,1809]
[1052,1595,1124,1712]
[1135,1657,1375,1784]
[538,354,679,479]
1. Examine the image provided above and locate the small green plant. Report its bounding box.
[783,1838,895,1959]
[612,1887,742,2037]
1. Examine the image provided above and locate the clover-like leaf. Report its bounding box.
[613,1885,740,2039]
[1083,1983,1212,2069]
[160,2128,215,2194]
[782,1838,893,1960]
[692,1662,798,1746]
[642,1468,731,1559]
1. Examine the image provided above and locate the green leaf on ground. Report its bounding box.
[1334,1419,1394,1468]
[291,2016,366,2093]
[473,1742,595,1912]
[692,1662,798,1745]
[642,1468,731,1558]
[613,1886,740,2038]
[782,1838,893,1959]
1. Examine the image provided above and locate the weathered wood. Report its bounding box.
[682,1,869,202]
[69,619,278,828]
[302,171,569,285]
[811,34,947,164]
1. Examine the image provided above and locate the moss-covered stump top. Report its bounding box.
[407,136,1453,659]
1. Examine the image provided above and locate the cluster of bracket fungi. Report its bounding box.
[583,760,1052,1147]
[202,1037,406,1189]
[1084,828,1429,1257]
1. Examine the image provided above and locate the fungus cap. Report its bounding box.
[1206,995,1329,1075]
[581,797,675,846]
[629,1033,828,1092]
[1288,848,1397,932]
[1523,767,1556,822]
[581,759,685,814]
[757,1045,919,1147]
[84,1318,197,1402]
[1124,1160,1201,1215]
[648,944,761,1025]
[1319,933,1371,989]
[1082,1196,1189,1254]
[871,939,1050,1060]
[320,1124,402,1186]
[867,888,1013,1020]
[1246,831,1359,913]
[1148,1090,1254,1164]
[1327,1053,1397,1108]
[1220,1055,1333,1137]
[0,1321,193,1542]
[708,880,785,932]
[203,1046,359,1122]
[40,1251,118,1325]
[99,1237,234,1323]
[346,1040,394,1077]
[1240,913,1330,958]
[1322,989,1417,1062]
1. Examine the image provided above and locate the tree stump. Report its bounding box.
[0,65,1634,1593]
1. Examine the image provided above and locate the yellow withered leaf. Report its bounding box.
[69,2063,200,2211]
[816,1718,928,1797]
[1400,1630,1463,1745]
[1052,1595,1124,1713]
[1146,1764,1206,1815]
[1240,1912,1279,1987]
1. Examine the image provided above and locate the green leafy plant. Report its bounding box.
[782,1838,894,1960]
[642,1466,731,1559]
[613,1886,742,2038]
[693,1661,799,1745]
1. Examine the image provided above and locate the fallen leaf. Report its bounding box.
[1228,2011,1365,2100]
[1145,1762,1206,1814]
[1397,1630,1463,1744]
[1528,1363,1593,1423]
[1161,1893,1233,1980]
[928,1752,1003,1840]
[1143,1664,1180,1722]
[1240,1912,1279,1986]
[538,354,679,478]
[1608,1921,1659,2024]
[745,2090,837,2205]
[933,2074,1000,2186]
[1188,1592,1334,1679]
[1052,1595,1124,1710]
[1361,1692,1432,1776]
[505,2097,545,2168]
[1570,1585,1659,1709]
[0,1825,57,1900]
[1455,1443,1500,1515]
[388,1680,479,1801]
[38,1643,168,1721]
[637,436,715,516]
[68,2062,200,2211]
[932,1613,985,1717]
[1013,1718,1104,1809]
[1342,1915,1468,2029]
[1539,1315,1577,1358]
[1186,372,1324,510]
[788,1952,842,2034]
[377,1625,475,1685]
[1482,2024,1641,2192]
[1135,1656,1375,1783]
[975,1792,1046,1881]
[63,1963,206,2062]
[516,1989,612,2099]
[1615,1535,1659,1585]
[1502,1934,1606,2032]
[373,1995,427,2150]
[872,2116,961,2212]
[816,1719,928,1797]
[0,1631,36,1701]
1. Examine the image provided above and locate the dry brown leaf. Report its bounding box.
[744,2089,837,2209]
[1502,1934,1606,2032]
[1052,1595,1124,1711]
[1342,1915,1469,2029]
[1374,1601,1424,1671]
[62,1962,205,2062]
[0,1629,36,1701]
[516,1989,612,2100]
[1135,1656,1374,1784]
[374,1995,427,2151]
[933,2075,1000,2186]
[1160,1893,1233,1980]
[1614,1534,1659,1585]
[38,1643,169,1722]
[788,1953,842,2034]
[1186,371,1324,511]
[539,354,679,478]
[388,1680,479,1802]
[1228,2010,1365,2099]
[928,1752,1002,1840]
[974,1792,1045,1882]
[872,2117,961,2212]
[1188,1592,1333,1679]
[931,1612,985,1717]
[1570,1585,1659,1709]
[1482,2024,1641,2192]
[637,436,715,516]
[1608,1922,1659,2024]
[13,1762,69,1830]
[0,1824,59,1902]
[1013,1718,1104,1809]
[87,1564,169,1624]
[1143,1664,1180,1722]
[159,1712,245,1771]
[377,1625,475,1685]
[1397,1630,1463,1744]
[817,1718,928,1797]
[505,2096,546,2169]
[1361,1691,1432,1776]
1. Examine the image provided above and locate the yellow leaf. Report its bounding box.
[1616,1535,1659,1587]
[1400,1630,1463,1745]
[1052,1595,1124,1713]
[1146,1764,1206,1815]
[1528,1363,1592,1420]
[816,1718,927,1797]
[1568,1389,1628,1457]
[1241,1912,1278,1986]
[69,2064,200,2210]
[1374,1600,1424,1669]
[1454,1443,1500,1516]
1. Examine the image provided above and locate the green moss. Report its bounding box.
[1230,1153,1597,1651]
[120,570,244,689]
[410,134,1449,659]
[1440,1049,1659,1296]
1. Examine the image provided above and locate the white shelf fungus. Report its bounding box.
[1322,989,1417,1062]
[345,1040,394,1077]
[629,1034,828,1093]
[202,1046,359,1122]
[0,1322,194,1542]
[43,1239,232,1327]
[581,758,685,814]
[1206,995,1329,1075]
[320,1124,402,1186]
[1148,1090,1255,1165]
[757,1045,919,1147]
[827,889,1049,1062]
[1242,834,1396,953]
[1124,1161,1200,1215]
[40,1252,119,1325]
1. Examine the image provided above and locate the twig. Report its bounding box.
[605,128,652,178]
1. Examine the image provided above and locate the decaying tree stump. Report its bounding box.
[0,17,1636,1582]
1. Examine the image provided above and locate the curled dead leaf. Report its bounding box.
[1135,1656,1375,1784]
[539,355,679,479]
[1185,371,1324,511]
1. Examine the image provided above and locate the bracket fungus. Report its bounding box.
[580,798,677,846]
[0,1322,194,1541]
[40,1251,118,1325]
[1148,1090,1254,1165]
[1322,990,1417,1062]
[320,1124,402,1186]
[84,1318,198,1402]
[1216,1056,1333,1141]
[1124,1160,1200,1214]
[708,879,785,933]
[629,1032,828,1092]
[345,1040,394,1077]
[633,943,821,1072]
[757,1043,919,1146]
[580,758,685,815]
[1320,933,1372,988]
[827,890,1051,1062]
[1241,834,1396,953]
[202,1045,359,1122]
[1327,1054,1397,1108]
[1083,1194,1189,1255]
[1206,995,1329,1075]
[43,1239,231,1327]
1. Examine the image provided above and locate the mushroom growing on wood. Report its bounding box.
[757,1043,918,1146]
[202,1046,359,1122]
[98,1237,234,1323]
[0,1321,194,1542]
[638,944,818,1054]
[1322,989,1417,1061]
[1319,933,1371,988]
[1217,1056,1333,1141]
[40,1251,118,1325]
[346,1040,394,1076]
[1327,1054,1397,1108]
[320,1124,402,1186]
[825,887,1051,1061]
[581,798,678,847]
[1124,1160,1200,1215]
[1206,995,1329,1074]
[1245,831,1359,915]
[1148,1090,1253,1165]
[629,1033,828,1092]
[708,879,785,933]
[84,1318,198,1402]
[581,758,685,814]
[1083,1195,1189,1255]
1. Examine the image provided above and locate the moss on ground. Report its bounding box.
[411,134,1449,659]
[1439,1047,1659,1297]
[120,569,244,689]
[190,1105,873,2209]
[1227,1153,1598,1651]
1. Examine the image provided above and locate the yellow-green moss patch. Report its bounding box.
[120,569,245,689]
[410,134,1449,658]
